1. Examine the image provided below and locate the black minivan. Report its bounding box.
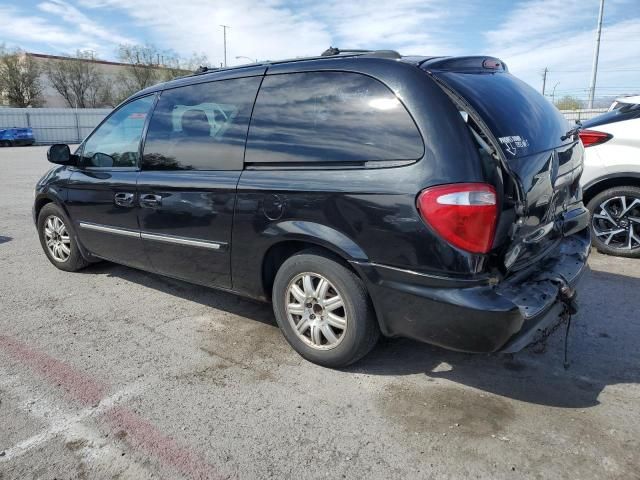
[34,50,590,367]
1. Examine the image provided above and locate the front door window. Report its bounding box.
[81,95,155,168]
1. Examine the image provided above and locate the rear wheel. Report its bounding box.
[272,250,379,367]
[587,186,640,258]
[37,203,89,271]
[0,140,12,147]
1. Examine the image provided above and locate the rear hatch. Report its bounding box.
[421,57,584,271]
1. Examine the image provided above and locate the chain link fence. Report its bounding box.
[560,108,608,123]
[0,108,112,145]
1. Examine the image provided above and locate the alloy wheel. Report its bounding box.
[285,272,347,350]
[44,215,71,262]
[592,195,640,251]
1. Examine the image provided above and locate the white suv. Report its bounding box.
[580,98,640,257]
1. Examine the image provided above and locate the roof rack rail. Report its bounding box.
[320,47,401,59]
[194,65,220,75]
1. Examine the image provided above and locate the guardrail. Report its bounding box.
[0,107,112,145]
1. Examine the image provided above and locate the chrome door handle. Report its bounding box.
[140,193,162,208]
[114,192,135,207]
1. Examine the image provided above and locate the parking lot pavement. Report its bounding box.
[0,146,639,480]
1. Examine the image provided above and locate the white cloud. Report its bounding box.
[77,0,332,65]
[38,0,136,47]
[0,6,88,48]
[1,0,637,102]
[75,0,462,66]
[486,0,640,99]
[0,3,136,58]
[301,0,460,55]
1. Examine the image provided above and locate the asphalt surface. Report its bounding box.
[1,146,639,480]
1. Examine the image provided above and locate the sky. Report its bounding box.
[0,0,639,101]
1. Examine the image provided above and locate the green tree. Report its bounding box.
[0,46,43,107]
[555,95,582,110]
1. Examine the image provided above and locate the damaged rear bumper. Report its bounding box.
[351,229,590,354]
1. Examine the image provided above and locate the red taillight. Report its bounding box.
[416,183,497,254]
[578,129,612,148]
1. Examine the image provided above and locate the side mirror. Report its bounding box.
[47,144,76,165]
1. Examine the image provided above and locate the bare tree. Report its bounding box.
[116,44,210,102]
[44,51,112,108]
[0,46,43,107]
[116,44,162,101]
[159,52,209,81]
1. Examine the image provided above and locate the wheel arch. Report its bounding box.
[34,195,56,222]
[260,221,369,300]
[34,193,95,262]
[583,173,640,206]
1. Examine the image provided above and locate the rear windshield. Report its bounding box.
[433,71,571,158]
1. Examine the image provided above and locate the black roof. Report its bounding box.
[130,49,433,99]
[128,49,503,101]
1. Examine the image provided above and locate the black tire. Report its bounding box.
[587,185,640,258]
[37,203,89,271]
[0,140,10,147]
[272,249,379,368]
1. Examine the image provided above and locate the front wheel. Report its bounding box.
[272,250,379,368]
[587,185,640,258]
[37,203,89,271]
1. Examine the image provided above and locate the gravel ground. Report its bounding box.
[1,146,639,480]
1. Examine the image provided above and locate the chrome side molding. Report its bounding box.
[78,221,224,250]
[79,222,140,238]
[140,232,222,250]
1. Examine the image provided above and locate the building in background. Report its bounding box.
[26,53,126,107]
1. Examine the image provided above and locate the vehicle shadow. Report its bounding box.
[82,261,277,328]
[85,262,639,409]
[351,267,640,409]
[0,235,12,244]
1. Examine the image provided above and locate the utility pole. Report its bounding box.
[541,67,548,95]
[551,82,560,104]
[588,0,605,108]
[220,24,230,67]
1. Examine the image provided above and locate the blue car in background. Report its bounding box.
[0,127,35,146]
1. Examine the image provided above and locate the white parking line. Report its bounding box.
[0,376,146,464]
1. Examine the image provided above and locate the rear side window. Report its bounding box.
[245,72,423,164]
[142,76,261,170]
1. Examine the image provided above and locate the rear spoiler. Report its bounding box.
[421,56,508,73]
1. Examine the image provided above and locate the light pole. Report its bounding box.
[235,55,258,63]
[588,0,605,108]
[220,24,230,67]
